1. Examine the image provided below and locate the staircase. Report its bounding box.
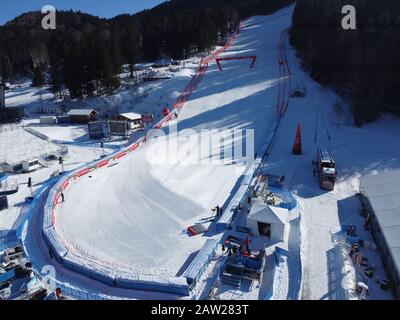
[220,272,242,288]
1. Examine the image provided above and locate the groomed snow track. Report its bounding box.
[40,22,246,296]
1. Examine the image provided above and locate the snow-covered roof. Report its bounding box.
[118,112,142,121]
[67,109,96,116]
[248,203,288,225]
[135,63,154,70]
[361,169,400,274]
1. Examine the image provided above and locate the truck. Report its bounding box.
[313,148,336,190]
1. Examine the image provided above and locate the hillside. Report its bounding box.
[0,0,294,93]
[290,0,400,125]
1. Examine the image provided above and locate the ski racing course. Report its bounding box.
[22,7,300,299]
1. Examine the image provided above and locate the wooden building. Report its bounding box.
[67,109,97,124]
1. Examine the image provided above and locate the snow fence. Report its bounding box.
[41,21,246,297]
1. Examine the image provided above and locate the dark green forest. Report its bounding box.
[291,0,400,125]
[0,0,293,98]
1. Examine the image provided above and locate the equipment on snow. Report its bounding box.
[313,148,336,190]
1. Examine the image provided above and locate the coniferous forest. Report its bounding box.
[0,0,294,98]
[291,0,400,125]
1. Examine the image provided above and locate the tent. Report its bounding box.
[247,203,288,241]
[360,169,400,298]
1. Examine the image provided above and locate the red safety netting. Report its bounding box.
[152,20,247,131]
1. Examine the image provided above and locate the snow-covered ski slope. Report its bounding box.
[55,9,294,278]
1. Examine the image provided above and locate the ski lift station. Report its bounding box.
[360,169,400,299]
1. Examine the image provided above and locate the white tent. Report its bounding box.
[247,203,288,241]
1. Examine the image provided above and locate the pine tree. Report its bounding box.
[64,43,84,98]
[122,27,140,65]
[32,65,45,87]
[0,55,12,82]
[111,35,123,76]
[49,55,64,98]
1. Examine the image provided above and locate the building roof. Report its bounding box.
[118,112,142,121]
[67,109,96,116]
[360,169,400,274]
[248,203,288,225]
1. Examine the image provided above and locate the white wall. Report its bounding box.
[247,218,285,242]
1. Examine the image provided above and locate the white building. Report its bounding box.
[40,116,58,124]
[247,203,288,242]
[360,169,400,298]
[112,112,143,130]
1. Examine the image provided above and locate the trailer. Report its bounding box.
[40,116,58,125]
[21,159,41,173]
[313,148,336,190]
